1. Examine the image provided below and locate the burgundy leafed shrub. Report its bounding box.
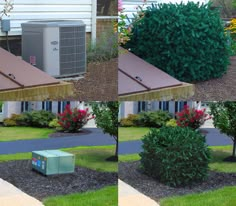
[176,105,211,130]
[58,105,94,133]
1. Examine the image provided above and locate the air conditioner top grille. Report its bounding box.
[21,20,85,28]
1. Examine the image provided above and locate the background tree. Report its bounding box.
[210,0,236,18]
[209,101,236,162]
[233,0,236,9]
[91,102,119,161]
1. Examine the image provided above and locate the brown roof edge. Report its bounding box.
[0,82,74,101]
[119,83,195,101]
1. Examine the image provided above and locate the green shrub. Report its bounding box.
[3,119,17,127]
[166,119,177,127]
[138,110,171,128]
[21,110,56,128]
[3,114,23,127]
[125,2,229,82]
[87,26,118,63]
[48,118,62,131]
[120,114,140,127]
[140,127,211,187]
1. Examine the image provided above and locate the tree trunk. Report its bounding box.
[233,139,236,158]
[115,139,118,157]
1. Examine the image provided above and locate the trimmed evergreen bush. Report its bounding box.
[140,127,211,187]
[125,2,229,82]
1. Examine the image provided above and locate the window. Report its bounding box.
[21,102,29,112]
[97,0,117,16]
[162,101,169,111]
[174,101,188,113]
[138,101,146,113]
[42,101,52,112]
[0,102,3,113]
[179,101,188,112]
[159,101,169,111]
[57,101,70,113]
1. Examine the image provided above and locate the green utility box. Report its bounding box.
[32,150,75,175]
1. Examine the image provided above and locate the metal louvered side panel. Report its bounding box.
[59,26,86,76]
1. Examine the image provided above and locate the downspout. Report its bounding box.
[91,0,97,46]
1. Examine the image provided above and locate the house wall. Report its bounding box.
[122,0,209,21]
[0,101,87,121]
[0,0,95,36]
[119,101,197,119]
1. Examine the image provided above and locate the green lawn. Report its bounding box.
[119,153,140,162]
[118,127,150,142]
[119,146,236,206]
[209,145,236,173]
[43,185,118,206]
[0,145,117,172]
[0,126,54,141]
[119,145,236,173]
[160,186,236,206]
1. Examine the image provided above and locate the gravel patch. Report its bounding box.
[119,161,236,202]
[67,58,118,101]
[0,160,117,201]
[190,56,236,101]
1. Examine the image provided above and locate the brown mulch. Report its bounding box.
[190,56,236,101]
[67,58,118,101]
[0,160,117,201]
[119,161,236,202]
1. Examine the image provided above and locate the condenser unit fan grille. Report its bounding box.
[60,26,86,75]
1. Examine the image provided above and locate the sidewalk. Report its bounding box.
[0,178,43,206]
[119,179,159,206]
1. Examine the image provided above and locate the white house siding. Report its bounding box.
[122,0,157,20]
[119,101,196,118]
[3,101,22,119]
[0,101,87,121]
[0,0,95,37]
[122,0,209,21]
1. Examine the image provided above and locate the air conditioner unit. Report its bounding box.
[21,20,86,77]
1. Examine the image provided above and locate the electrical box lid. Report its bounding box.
[32,150,74,157]
[32,150,56,158]
[47,150,74,157]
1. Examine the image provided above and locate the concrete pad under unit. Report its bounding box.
[119,179,159,206]
[0,178,44,206]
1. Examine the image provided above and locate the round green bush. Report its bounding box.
[140,127,211,187]
[125,2,229,82]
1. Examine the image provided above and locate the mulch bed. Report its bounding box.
[119,161,236,202]
[67,58,118,101]
[0,160,117,201]
[190,56,236,101]
[48,129,92,138]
